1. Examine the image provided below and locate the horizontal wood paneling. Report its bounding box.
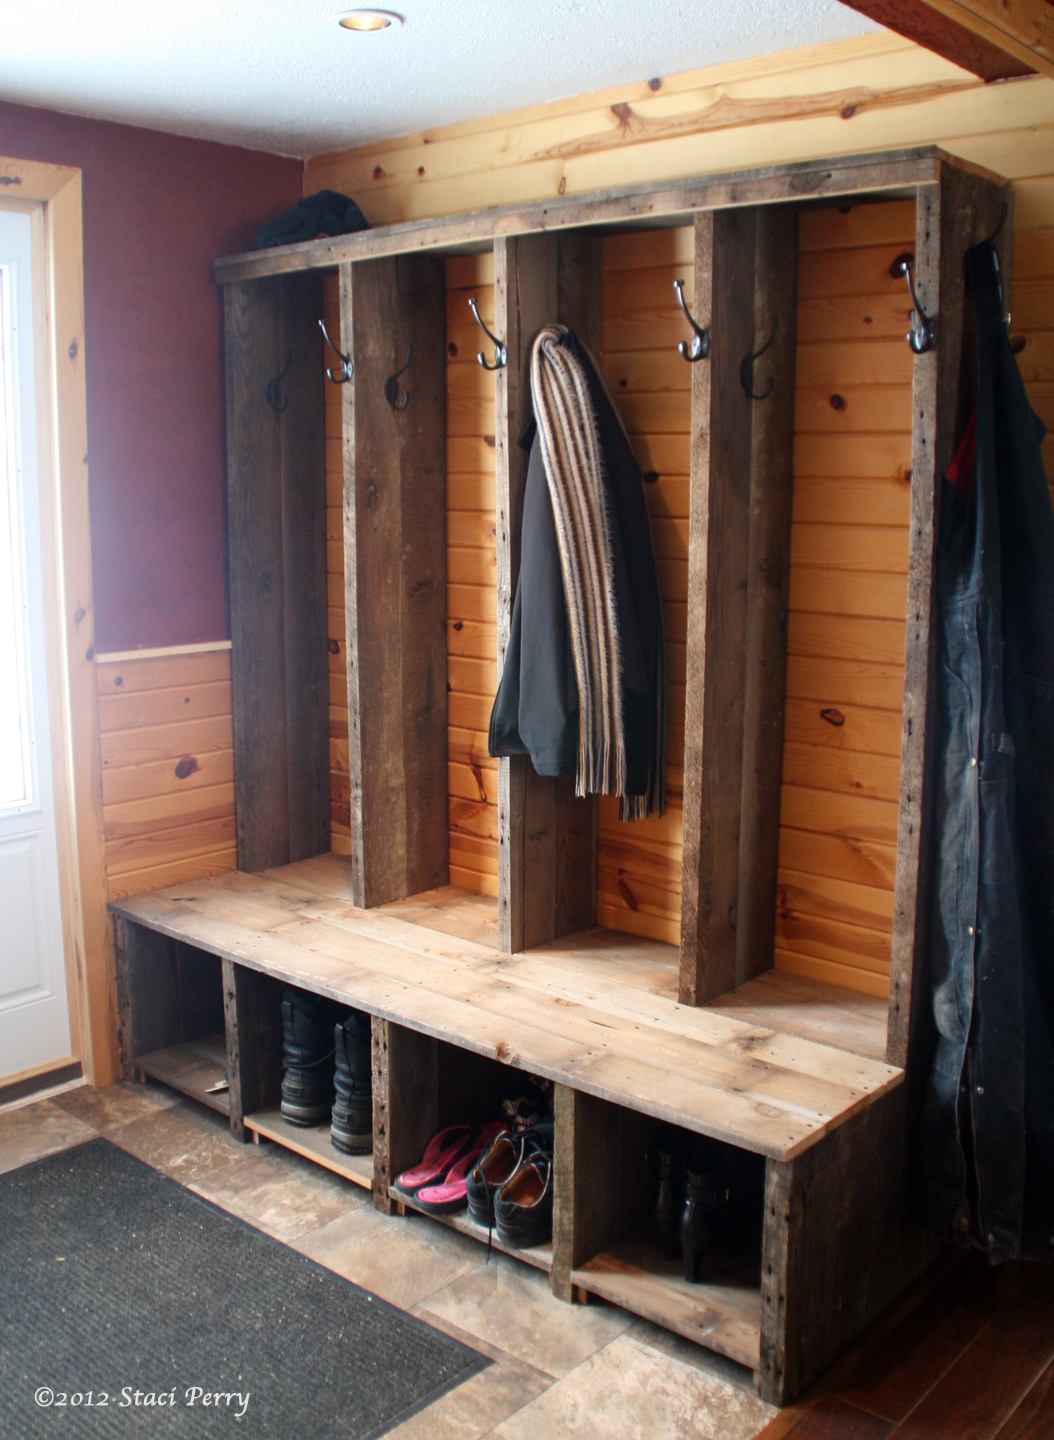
[322,274,352,855]
[774,197,915,995]
[445,254,497,893]
[95,648,237,899]
[596,238,693,943]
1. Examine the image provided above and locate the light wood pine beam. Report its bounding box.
[840,0,1049,79]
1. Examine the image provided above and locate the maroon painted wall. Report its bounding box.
[1,102,303,651]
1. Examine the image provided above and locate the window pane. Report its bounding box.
[0,261,33,809]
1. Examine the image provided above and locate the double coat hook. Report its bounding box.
[740,316,778,401]
[468,297,507,370]
[384,344,412,410]
[266,350,292,415]
[673,279,710,362]
[890,253,937,354]
[319,318,353,383]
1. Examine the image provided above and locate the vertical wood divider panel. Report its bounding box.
[736,208,799,986]
[222,960,284,1142]
[114,917,181,1075]
[758,1085,940,1404]
[342,256,448,907]
[225,274,329,873]
[887,165,1011,1068]
[680,208,769,1004]
[371,1018,439,1214]
[495,233,599,954]
[279,278,330,862]
[552,1084,652,1302]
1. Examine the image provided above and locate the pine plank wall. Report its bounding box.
[93,30,1054,1004]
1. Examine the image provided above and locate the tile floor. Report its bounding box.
[1,1080,776,1440]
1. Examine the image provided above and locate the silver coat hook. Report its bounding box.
[468,297,507,370]
[673,279,710,362]
[890,254,937,355]
[319,318,353,383]
[384,343,412,410]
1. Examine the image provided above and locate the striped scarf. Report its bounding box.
[530,325,664,820]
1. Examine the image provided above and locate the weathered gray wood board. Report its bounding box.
[214,148,953,284]
[679,206,797,1005]
[342,254,448,909]
[225,272,328,873]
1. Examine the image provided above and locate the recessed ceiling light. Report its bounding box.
[337,9,399,29]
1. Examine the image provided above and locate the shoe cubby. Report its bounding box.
[554,1088,765,1372]
[114,916,228,1116]
[226,969,374,1191]
[375,1021,555,1271]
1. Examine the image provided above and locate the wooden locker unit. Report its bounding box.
[111,146,1018,1404]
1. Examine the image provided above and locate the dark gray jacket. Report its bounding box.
[488,331,664,804]
[919,236,1054,1263]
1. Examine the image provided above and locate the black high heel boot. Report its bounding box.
[654,1151,681,1260]
[648,1128,683,1261]
[679,1168,728,1283]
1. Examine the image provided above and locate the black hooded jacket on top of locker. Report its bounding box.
[918,235,1054,1263]
[488,330,664,804]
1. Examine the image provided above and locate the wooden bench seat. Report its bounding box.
[111,855,900,1164]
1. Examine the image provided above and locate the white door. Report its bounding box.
[0,206,71,1077]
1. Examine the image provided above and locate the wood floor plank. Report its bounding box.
[885,1264,1054,1438]
[836,1256,1040,1425]
[995,1358,1054,1440]
[783,1398,894,1440]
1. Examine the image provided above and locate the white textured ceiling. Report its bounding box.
[1,1,878,159]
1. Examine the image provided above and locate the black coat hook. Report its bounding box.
[468,297,506,369]
[890,253,937,354]
[266,351,292,415]
[740,316,778,400]
[673,279,710,362]
[987,200,1008,245]
[319,318,353,383]
[384,344,412,410]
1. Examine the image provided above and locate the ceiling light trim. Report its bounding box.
[336,9,404,31]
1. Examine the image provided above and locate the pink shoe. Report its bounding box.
[391,1125,475,1198]
[414,1123,506,1215]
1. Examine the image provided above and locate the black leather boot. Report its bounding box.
[648,1128,684,1261]
[280,989,339,1126]
[680,1159,732,1283]
[331,1009,372,1155]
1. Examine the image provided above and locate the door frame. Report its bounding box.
[0,156,115,1088]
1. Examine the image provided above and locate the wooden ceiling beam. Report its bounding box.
[840,0,1046,80]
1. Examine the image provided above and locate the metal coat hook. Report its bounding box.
[266,351,292,415]
[986,200,1008,246]
[468,298,506,370]
[384,344,412,410]
[673,279,710,362]
[319,318,353,384]
[973,201,1011,326]
[740,316,778,400]
[890,253,937,355]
